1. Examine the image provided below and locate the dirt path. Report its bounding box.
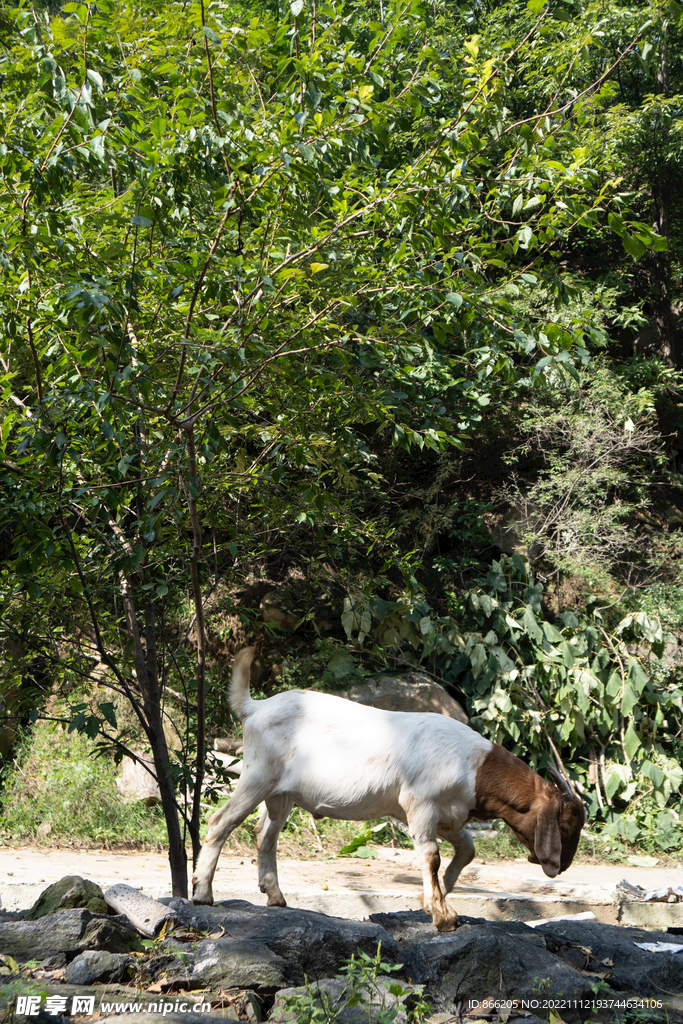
[1,844,681,913]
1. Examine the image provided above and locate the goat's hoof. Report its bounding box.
[433,911,459,932]
[266,894,287,907]
[192,889,214,906]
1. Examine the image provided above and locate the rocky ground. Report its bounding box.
[0,856,682,1024]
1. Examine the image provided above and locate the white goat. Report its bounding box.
[192,647,584,930]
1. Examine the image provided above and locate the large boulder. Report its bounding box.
[115,754,161,805]
[25,876,109,920]
[416,924,594,1010]
[343,672,468,724]
[0,908,144,959]
[161,898,401,988]
[539,918,683,999]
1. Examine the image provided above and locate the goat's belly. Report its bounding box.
[292,791,402,822]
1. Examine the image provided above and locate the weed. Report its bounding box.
[283,945,431,1024]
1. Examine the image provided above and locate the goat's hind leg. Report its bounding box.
[439,826,475,895]
[256,795,293,907]
[193,778,268,905]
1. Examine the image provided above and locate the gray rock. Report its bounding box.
[64,950,132,985]
[343,673,468,723]
[25,876,109,920]
[368,909,453,945]
[115,754,161,805]
[6,898,680,1024]
[0,908,144,959]
[191,938,288,989]
[539,919,683,999]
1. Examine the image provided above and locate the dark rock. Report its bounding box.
[37,953,67,969]
[539,919,683,999]
[369,910,486,944]
[163,899,401,986]
[7,897,681,1024]
[64,951,132,985]
[400,924,594,1020]
[25,877,109,920]
[0,908,144,959]
[82,914,146,954]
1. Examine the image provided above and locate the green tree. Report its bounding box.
[0,0,674,891]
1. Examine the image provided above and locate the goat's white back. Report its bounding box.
[241,688,491,825]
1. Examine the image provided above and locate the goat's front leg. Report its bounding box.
[256,795,293,907]
[439,826,475,895]
[193,778,267,905]
[407,807,459,932]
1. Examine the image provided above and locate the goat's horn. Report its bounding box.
[548,765,575,799]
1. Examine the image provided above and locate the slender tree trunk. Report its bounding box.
[650,31,681,366]
[186,425,206,867]
[121,576,188,897]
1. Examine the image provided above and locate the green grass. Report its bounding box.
[0,724,168,848]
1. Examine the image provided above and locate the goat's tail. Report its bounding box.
[228,646,256,722]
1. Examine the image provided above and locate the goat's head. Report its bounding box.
[513,767,585,877]
[474,746,585,878]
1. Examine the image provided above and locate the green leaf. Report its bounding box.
[148,489,169,511]
[542,621,563,644]
[621,681,638,717]
[522,605,543,643]
[98,702,118,728]
[202,25,222,44]
[623,720,641,761]
[559,641,575,669]
[627,657,649,695]
[338,831,372,855]
[304,81,322,109]
[621,232,646,260]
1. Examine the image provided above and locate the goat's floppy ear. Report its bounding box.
[533,800,561,877]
